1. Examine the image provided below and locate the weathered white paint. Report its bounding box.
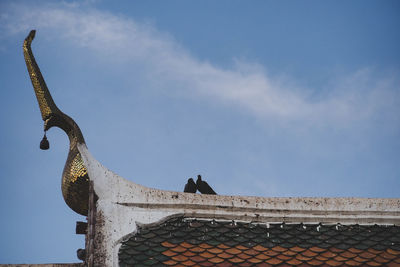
[78,144,400,267]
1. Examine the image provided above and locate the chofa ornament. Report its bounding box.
[23,30,90,215]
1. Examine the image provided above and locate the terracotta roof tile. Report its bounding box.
[208,247,223,254]
[326,259,342,266]
[225,247,241,255]
[365,261,382,266]
[243,248,259,256]
[199,251,214,259]
[163,259,177,265]
[255,253,271,260]
[181,260,197,266]
[171,254,189,262]
[237,253,252,259]
[227,256,245,263]
[171,245,187,253]
[182,250,196,257]
[265,257,283,265]
[307,259,323,265]
[189,246,205,253]
[321,250,337,258]
[191,255,206,263]
[315,255,329,262]
[208,256,224,263]
[286,258,303,265]
[118,216,400,266]
[162,250,178,257]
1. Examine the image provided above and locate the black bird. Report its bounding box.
[196,175,217,195]
[184,178,197,193]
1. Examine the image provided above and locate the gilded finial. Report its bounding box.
[23,30,89,215]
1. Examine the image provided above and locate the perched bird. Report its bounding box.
[77,248,86,261]
[184,178,197,193]
[196,175,217,195]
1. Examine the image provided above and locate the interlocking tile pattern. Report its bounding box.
[119,217,400,266]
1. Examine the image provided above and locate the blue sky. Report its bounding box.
[1,0,399,263]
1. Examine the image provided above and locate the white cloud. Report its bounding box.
[2,2,399,129]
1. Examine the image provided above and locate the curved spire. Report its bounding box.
[23,30,60,120]
[24,30,89,215]
[23,30,85,146]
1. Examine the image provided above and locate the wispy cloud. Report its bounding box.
[2,2,399,129]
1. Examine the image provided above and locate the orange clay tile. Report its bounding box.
[373,255,391,263]
[289,246,307,252]
[208,247,223,254]
[191,255,207,263]
[359,251,377,259]
[387,248,400,256]
[182,250,196,257]
[295,254,312,261]
[367,248,382,255]
[228,256,245,263]
[171,245,187,253]
[218,252,234,259]
[253,245,268,252]
[255,253,271,260]
[365,261,382,266]
[276,254,292,261]
[282,249,297,256]
[256,263,274,267]
[333,255,349,262]
[209,257,225,263]
[235,245,249,251]
[237,253,252,259]
[162,250,178,257]
[162,241,178,248]
[199,251,215,259]
[216,262,233,267]
[309,246,327,253]
[340,251,357,258]
[171,254,189,262]
[381,251,398,260]
[320,251,337,258]
[238,263,252,267]
[199,261,216,267]
[329,247,345,253]
[199,243,213,249]
[308,259,324,266]
[325,259,342,266]
[244,248,259,256]
[344,259,363,266]
[181,260,197,266]
[286,258,303,266]
[225,247,242,255]
[263,250,280,257]
[217,244,230,249]
[163,259,178,265]
[301,249,318,257]
[271,246,287,252]
[180,242,195,248]
[248,257,263,264]
[348,247,363,254]
[315,255,328,262]
[189,246,205,253]
[353,256,369,263]
[265,258,283,265]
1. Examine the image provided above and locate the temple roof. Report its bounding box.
[74,144,400,266]
[118,216,400,266]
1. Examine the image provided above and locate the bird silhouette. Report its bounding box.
[184,178,197,193]
[196,175,217,195]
